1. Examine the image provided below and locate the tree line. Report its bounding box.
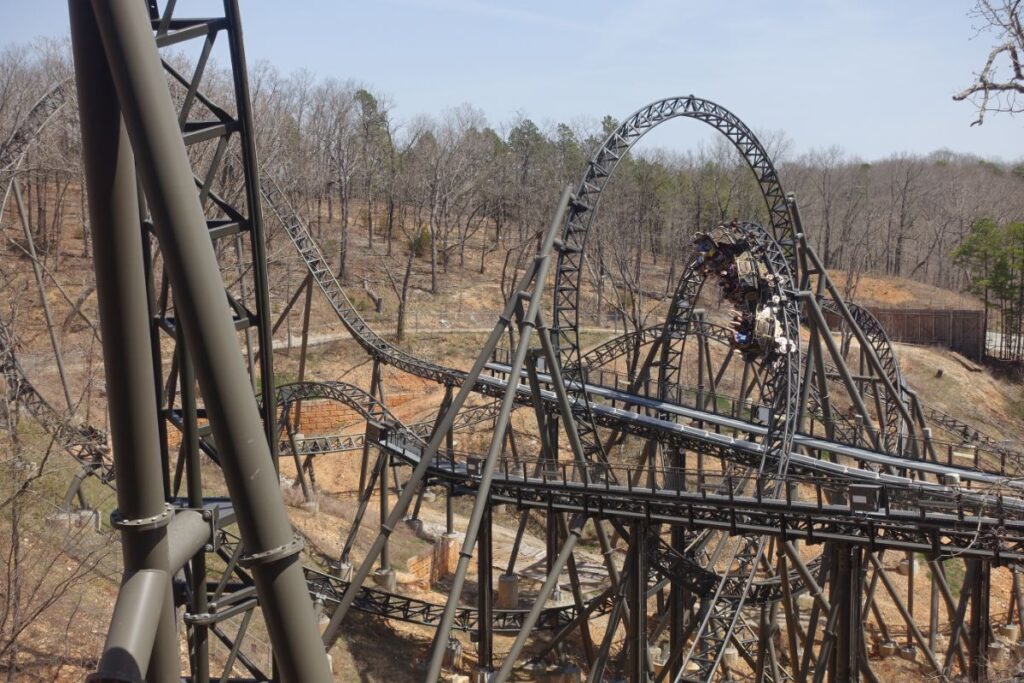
[954,218,1024,360]
[228,57,1024,338]
[2,41,1024,341]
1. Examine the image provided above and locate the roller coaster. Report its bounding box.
[3,2,1024,681]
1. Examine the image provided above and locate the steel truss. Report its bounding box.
[0,3,1013,681]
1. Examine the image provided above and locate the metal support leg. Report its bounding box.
[477,504,493,675]
[831,544,860,682]
[493,515,585,683]
[968,559,991,682]
[61,467,91,512]
[286,424,313,504]
[293,272,314,429]
[446,482,454,535]
[12,178,74,412]
[628,520,649,682]
[89,569,169,682]
[70,6,178,679]
[558,513,595,665]
[86,2,331,679]
[340,449,385,566]
[179,336,208,683]
[668,540,687,679]
[588,586,627,683]
[380,445,390,571]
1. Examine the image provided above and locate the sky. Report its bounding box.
[1,0,1020,163]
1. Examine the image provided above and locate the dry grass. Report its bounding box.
[3,182,1023,681]
[831,270,984,310]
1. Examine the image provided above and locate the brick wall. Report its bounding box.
[162,391,418,453]
[285,393,417,435]
[405,535,462,585]
[287,401,361,434]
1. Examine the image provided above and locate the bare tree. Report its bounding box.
[954,0,1024,124]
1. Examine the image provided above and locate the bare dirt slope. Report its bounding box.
[831,270,984,310]
[2,186,1022,681]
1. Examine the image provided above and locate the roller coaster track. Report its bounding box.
[924,403,1020,454]
[279,401,503,457]
[584,316,1022,465]
[0,313,111,482]
[304,565,615,634]
[579,317,866,450]
[268,180,996,499]
[551,97,797,477]
[10,82,986,527]
[274,383,1024,561]
[0,82,68,174]
[9,66,1024,680]
[261,175,466,387]
[259,107,1024,680]
[263,179,1024,680]
[375,394,1024,561]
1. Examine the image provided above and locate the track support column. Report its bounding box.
[968,559,991,682]
[70,4,178,680]
[86,2,331,680]
[477,503,494,677]
[628,520,649,683]
[830,543,861,682]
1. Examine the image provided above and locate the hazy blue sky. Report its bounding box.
[2,0,1019,162]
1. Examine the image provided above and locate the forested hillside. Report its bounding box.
[2,39,1022,322]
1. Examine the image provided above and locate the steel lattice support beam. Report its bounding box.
[32,7,1024,675]
[79,1,332,680]
[69,4,178,679]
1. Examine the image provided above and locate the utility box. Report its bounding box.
[849,484,885,513]
[365,419,387,445]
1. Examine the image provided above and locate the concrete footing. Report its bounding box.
[372,568,397,592]
[313,597,330,626]
[496,574,519,609]
[443,638,464,670]
[49,508,101,531]
[896,557,917,576]
[531,662,582,683]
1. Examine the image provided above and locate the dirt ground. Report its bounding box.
[2,181,1022,681]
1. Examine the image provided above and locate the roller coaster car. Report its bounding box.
[707,223,747,251]
[732,252,769,303]
[733,306,790,360]
[693,224,747,265]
